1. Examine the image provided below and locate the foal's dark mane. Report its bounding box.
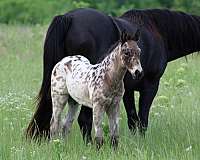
[121,9,200,53]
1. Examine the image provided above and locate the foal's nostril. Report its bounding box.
[135,70,144,79]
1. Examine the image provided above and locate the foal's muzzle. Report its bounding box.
[132,69,144,80]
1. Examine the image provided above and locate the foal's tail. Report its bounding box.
[26,14,72,140]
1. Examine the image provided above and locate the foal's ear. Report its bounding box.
[133,29,141,42]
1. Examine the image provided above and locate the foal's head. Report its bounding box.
[119,30,143,80]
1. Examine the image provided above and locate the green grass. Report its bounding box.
[0,24,200,160]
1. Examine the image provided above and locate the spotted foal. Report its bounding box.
[50,31,143,149]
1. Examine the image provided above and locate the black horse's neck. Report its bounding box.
[121,9,200,61]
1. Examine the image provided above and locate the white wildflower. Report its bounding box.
[185,145,192,152]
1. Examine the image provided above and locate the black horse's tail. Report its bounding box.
[26,14,72,140]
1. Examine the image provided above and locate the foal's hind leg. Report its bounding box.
[62,97,79,136]
[50,94,68,138]
[50,71,68,138]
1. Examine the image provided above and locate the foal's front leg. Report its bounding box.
[93,103,105,149]
[106,98,120,149]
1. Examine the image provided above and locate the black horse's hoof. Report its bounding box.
[138,126,147,137]
[128,120,138,134]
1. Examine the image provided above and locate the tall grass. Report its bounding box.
[0,24,200,160]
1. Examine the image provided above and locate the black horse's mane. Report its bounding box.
[107,40,121,55]
[121,9,200,53]
[98,31,136,63]
[97,40,120,63]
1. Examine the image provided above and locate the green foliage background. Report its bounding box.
[0,0,200,24]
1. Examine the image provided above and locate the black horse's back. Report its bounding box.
[64,8,120,63]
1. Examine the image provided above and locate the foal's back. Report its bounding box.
[51,55,94,107]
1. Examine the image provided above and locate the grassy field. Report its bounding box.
[0,24,200,160]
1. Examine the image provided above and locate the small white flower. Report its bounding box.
[81,156,87,160]
[154,112,160,116]
[185,145,192,151]
[188,92,192,96]
[52,139,60,144]
[177,67,185,74]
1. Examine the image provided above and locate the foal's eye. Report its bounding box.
[124,51,130,56]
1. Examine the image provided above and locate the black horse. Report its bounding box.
[26,8,200,143]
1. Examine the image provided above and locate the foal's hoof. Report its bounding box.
[110,136,119,150]
[50,130,57,139]
[95,137,103,150]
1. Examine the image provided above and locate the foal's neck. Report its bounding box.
[101,45,126,86]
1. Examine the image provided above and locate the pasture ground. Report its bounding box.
[0,24,200,160]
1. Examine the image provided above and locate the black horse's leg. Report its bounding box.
[138,79,159,136]
[78,106,93,144]
[123,90,139,134]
